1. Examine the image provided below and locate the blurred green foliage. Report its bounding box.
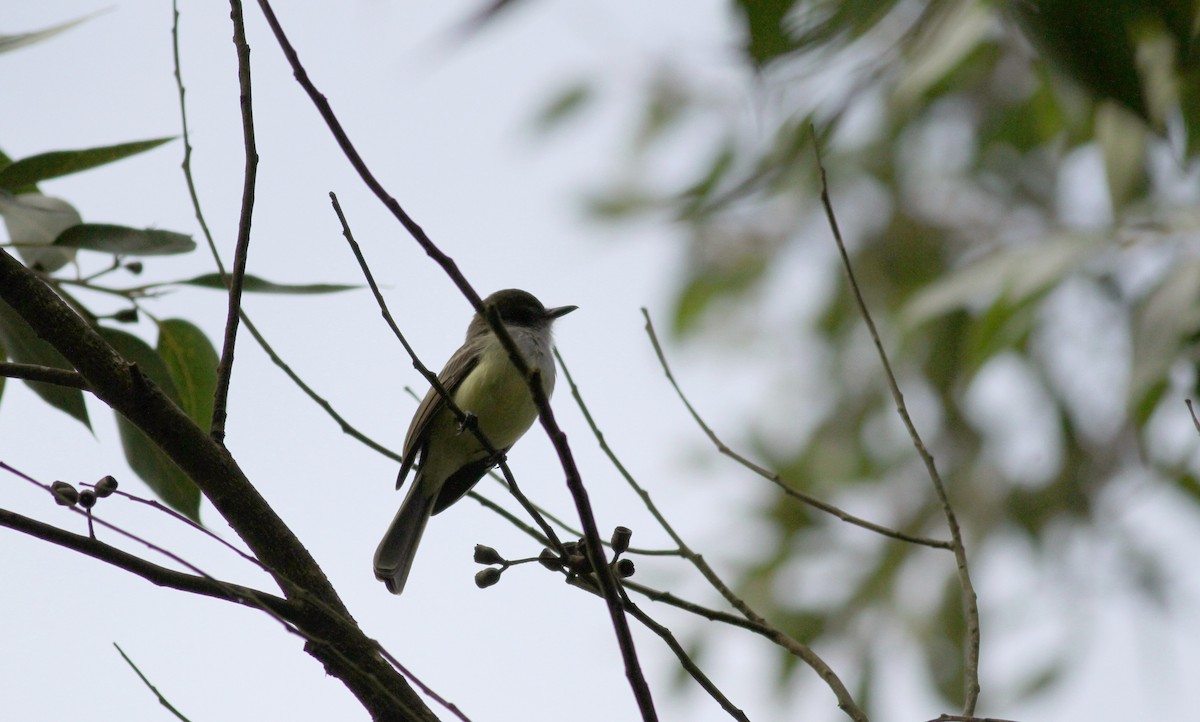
[542,0,1200,713]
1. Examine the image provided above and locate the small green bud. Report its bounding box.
[473,544,504,566]
[614,558,636,578]
[78,489,98,509]
[474,567,503,589]
[94,476,119,498]
[610,526,632,555]
[51,481,79,507]
[113,308,139,323]
[124,261,144,274]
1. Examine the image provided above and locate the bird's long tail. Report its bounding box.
[373,476,437,595]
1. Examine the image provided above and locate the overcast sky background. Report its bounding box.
[4,3,1200,721]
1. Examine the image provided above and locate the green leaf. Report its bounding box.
[894,1,994,106]
[900,234,1099,331]
[584,187,658,219]
[0,298,90,429]
[1176,472,1200,505]
[928,575,968,706]
[177,273,358,294]
[99,327,201,522]
[0,192,82,272]
[0,12,99,55]
[1009,0,1150,121]
[53,224,196,256]
[635,75,689,150]
[1095,102,1148,212]
[1130,258,1200,413]
[1181,69,1200,159]
[678,140,737,219]
[733,0,798,68]
[963,293,1041,378]
[156,319,218,432]
[672,248,768,336]
[533,82,591,131]
[0,137,174,191]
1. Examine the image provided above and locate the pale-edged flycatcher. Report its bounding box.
[373,288,577,594]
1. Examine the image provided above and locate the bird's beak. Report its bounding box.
[546,304,578,319]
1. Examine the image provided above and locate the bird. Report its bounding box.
[373,288,577,594]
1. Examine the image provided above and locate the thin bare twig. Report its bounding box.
[557,348,867,722]
[928,717,1020,722]
[0,362,87,389]
[1185,399,1200,434]
[812,130,981,715]
[113,643,193,721]
[621,599,750,722]
[172,0,224,277]
[640,313,951,551]
[237,310,404,463]
[210,0,260,443]
[0,503,288,615]
[81,479,261,569]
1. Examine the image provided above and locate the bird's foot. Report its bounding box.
[457,412,479,435]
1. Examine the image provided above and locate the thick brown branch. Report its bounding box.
[0,250,435,721]
[0,506,290,615]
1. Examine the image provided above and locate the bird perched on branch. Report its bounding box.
[373,289,576,594]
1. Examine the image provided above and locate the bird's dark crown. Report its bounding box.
[476,288,576,329]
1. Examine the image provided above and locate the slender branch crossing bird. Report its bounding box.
[373,289,577,594]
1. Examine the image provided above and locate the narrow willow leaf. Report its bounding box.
[899,235,1099,331]
[53,224,195,256]
[0,137,175,191]
[99,327,201,522]
[1128,258,1200,432]
[0,298,90,428]
[533,83,591,131]
[733,0,798,68]
[178,272,357,294]
[156,319,218,431]
[0,12,100,56]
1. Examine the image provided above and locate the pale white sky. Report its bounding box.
[3,3,1199,722]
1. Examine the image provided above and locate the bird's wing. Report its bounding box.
[395,339,482,489]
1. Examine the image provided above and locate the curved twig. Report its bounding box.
[812,129,981,715]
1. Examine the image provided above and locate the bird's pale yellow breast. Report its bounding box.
[451,341,542,450]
